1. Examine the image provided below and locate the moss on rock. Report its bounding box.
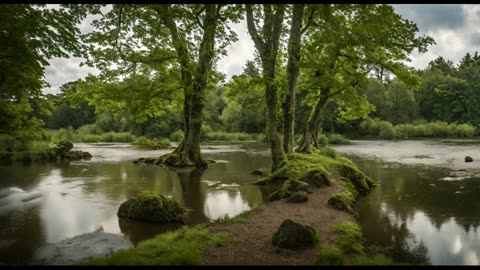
[256,150,376,205]
[268,179,312,202]
[272,219,319,249]
[327,191,356,213]
[287,191,308,203]
[117,191,185,223]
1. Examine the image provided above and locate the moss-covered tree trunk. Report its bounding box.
[282,4,304,154]
[181,5,219,167]
[246,4,287,172]
[296,95,329,153]
[157,4,219,167]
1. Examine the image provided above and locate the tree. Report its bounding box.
[0,4,86,137]
[245,4,287,171]
[295,4,434,153]
[77,4,241,167]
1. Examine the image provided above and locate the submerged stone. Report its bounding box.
[117,191,185,223]
[32,227,133,265]
[465,156,473,162]
[272,219,319,249]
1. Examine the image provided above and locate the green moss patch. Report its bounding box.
[117,191,185,223]
[80,225,234,265]
[331,221,365,255]
[314,245,345,265]
[255,149,376,205]
[211,209,256,224]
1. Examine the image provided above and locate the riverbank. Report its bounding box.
[82,149,393,265]
[202,181,352,265]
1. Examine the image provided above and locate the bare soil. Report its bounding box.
[202,183,352,265]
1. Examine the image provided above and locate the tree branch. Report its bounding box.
[300,6,316,35]
[245,4,265,54]
[195,5,206,29]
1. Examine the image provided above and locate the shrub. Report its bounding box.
[327,133,349,144]
[170,130,184,142]
[317,133,329,146]
[133,136,171,149]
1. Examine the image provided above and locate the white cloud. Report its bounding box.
[43,5,480,94]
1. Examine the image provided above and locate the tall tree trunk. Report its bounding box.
[283,4,304,154]
[181,4,219,167]
[296,94,329,153]
[157,4,219,167]
[246,4,287,172]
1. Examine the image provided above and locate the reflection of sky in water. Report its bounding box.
[0,143,269,264]
[380,202,480,265]
[203,190,251,220]
[36,169,104,243]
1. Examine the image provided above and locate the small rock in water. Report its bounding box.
[465,156,473,162]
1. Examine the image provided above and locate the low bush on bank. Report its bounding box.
[358,118,477,139]
[46,127,137,143]
[0,133,55,162]
[317,133,350,146]
[132,136,171,149]
[200,131,263,142]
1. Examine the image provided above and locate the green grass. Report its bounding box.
[358,118,477,139]
[351,254,395,265]
[331,221,365,255]
[314,245,345,265]
[211,209,256,224]
[80,225,234,265]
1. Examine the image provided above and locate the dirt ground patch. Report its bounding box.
[202,183,352,265]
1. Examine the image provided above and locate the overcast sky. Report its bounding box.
[42,4,480,94]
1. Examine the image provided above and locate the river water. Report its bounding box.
[0,140,479,265]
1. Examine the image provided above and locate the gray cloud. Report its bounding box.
[392,4,465,34]
[43,57,99,95]
[470,32,480,46]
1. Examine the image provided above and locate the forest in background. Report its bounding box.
[2,3,478,165]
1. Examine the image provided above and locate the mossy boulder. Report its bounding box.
[268,180,313,201]
[272,219,319,249]
[54,145,71,158]
[465,156,473,162]
[287,191,308,203]
[57,140,73,152]
[301,170,331,188]
[65,150,92,160]
[117,191,185,223]
[328,191,356,214]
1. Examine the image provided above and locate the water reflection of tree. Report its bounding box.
[176,167,209,224]
[354,155,480,233]
[353,155,480,264]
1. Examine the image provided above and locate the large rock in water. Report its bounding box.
[117,191,185,223]
[65,150,92,160]
[465,156,473,162]
[31,227,133,265]
[56,140,73,152]
[272,219,319,249]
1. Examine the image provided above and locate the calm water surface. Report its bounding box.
[335,140,480,265]
[0,142,270,264]
[1,140,480,265]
